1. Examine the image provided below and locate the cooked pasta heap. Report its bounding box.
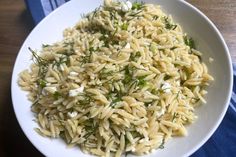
[18,0,213,156]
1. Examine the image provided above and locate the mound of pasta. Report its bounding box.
[18,0,213,156]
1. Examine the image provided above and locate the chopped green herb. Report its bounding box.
[29,47,47,65]
[123,65,133,84]
[152,15,159,21]
[111,26,118,38]
[130,51,141,61]
[172,113,178,122]
[53,91,61,100]
[29,47,49,79]
[98,25,119,47]
[164,17,177,30]
[192,97,200,102]
[38,79,47,88]
[170,46,177,50]
[42,44,50,48]
[62,42,75,55]
[63,41,74,47]
[89,47,95,52]
[159,144,164,149]
[80,13,87,19]
[164,75,171,80]
[107,87,124,107]
[76,93,93,106]
[84,122,96,139]
[159,138,165,149]
[79,50,93,65]
[110,97,122,107]
[88,38,95,46]
[124,136,130,157]
[99,70,115,79]
[184,36,196,49]
[132,1,144,10]
[109,10,117,21]
[32,99,39,106]
[91,6,101,20]
[99,35,109,47]
[121,23,128,30]
[151,89,159,95]
[52,55,70,68]
[137,76,147,87]
[123,74,132,84]
[129,10,143,17]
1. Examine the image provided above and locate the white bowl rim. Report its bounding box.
[11,0,233,157]
[179,0,233,156]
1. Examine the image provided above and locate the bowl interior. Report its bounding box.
[11,0,233,157]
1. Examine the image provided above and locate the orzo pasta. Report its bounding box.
[18,0,213,156]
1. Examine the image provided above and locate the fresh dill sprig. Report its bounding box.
[159,138,165,149]
[121,22,128,30]
[90,5,102,20]
[53,55,70,68]
[132,1,145,10]
[29,47,47,66]
[29,47,49,79]
[79,50,93,65]
[111,26,119,39]
[108,88,124,107]
[38,79,47,88]
[123,65,133,84]
[129,9,143,17]
[184,36,196,49]
[84,121,97,139]
[130,51,141,61]
[152,15,159,21]
[137,76,147,87]
[170,46,177,50]
[124,136,130,157]
[53,91,61,100]
[164,17,177,30]
[42,44,51,48]
[77,93,94,106]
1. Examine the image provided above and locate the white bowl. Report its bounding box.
[11,0,233,157]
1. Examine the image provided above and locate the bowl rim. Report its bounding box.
[11,0,233,157]
[179,0,233,156]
